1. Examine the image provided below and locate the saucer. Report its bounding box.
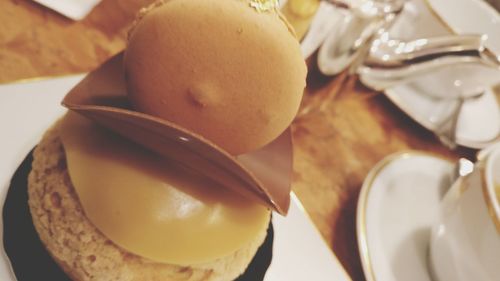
[357,152,454,281]
[381,0,500,149]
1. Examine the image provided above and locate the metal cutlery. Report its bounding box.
[358,34,500,93]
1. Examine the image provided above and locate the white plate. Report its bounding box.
[32,0,101,20]
[381,0,500,149]
[0,76,352,281]
[357,152,454,281]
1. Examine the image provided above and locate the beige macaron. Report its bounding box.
[124,0,307,155]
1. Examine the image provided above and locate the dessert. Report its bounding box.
[24,0,306,280]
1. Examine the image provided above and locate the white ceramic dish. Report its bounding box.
[357,152,454,281]
[383,0,500,149]
[0,76,352,281]
[33,0,101,20]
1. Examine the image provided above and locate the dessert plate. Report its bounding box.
[0,76,352,281]
[357,152,455,281]
[382,0,500,149]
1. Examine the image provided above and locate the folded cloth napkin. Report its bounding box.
[33,0,101,20]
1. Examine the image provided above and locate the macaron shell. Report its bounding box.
[124,0,307,155]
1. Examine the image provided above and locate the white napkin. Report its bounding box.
[33,0,102,20]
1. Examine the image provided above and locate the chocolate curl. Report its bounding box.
[62,52,292,215]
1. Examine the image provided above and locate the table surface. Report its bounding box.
[0,1,480,280]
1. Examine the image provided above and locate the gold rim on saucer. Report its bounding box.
[356,151,451,281]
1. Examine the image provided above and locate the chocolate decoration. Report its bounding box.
[4,151,274,281]
[62,52,292,215]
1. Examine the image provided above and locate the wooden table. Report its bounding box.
[0,1,477,280]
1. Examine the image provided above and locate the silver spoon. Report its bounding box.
[358,33,500,149]
[358,34,500,95]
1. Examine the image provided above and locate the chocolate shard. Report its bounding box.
[62,52,292,215]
